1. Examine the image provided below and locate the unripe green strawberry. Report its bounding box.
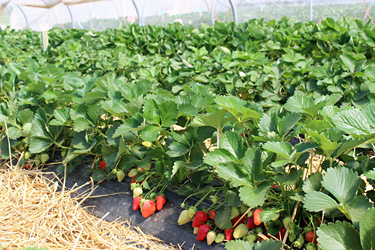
[283,216,292,229]
[111,169,118,174]
[289,230,297,242]
[25,152,31,160]
[293,235,304,249]
[61,150,66,157]
[130,183,137,190]
[133,187,143,198]
[210,195,218,204]
[34,159,41,166]
[230,207,240,220]
[40,153,49,163]
[215,233,225,243]
[193,227,199,235]
[128,168,138,177]
[142,141,152,148]
[233,223,249,239]
[206,231,216,245]
[188,207,197,218]
[246,233,257,243]
[178,210,192,225]
[306,243,317,250]
[117,170,126,182]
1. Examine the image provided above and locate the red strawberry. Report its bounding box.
[142,200,156,218]
[192,211,208,227]
[208,210,216,220]
[246,216,256,229]
[99,160,106,170]
[224,228,234,241]
[130,176,136,184]
[25,165,31,170]
[196,224,211,241]
[231,215,245,228]
[277,226,286,241]
[253,208,263,226]
[156,195,166,211]
[305,231,318,244]
[133,196,142,211]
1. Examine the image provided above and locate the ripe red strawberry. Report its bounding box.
[192,211,208,227]
[305,231,318,244]
[142,200,156,218]
[196,224,211,241]
[130,176,136,184]
[156,195,166,211]
[224,228,234,241]
[133,196,142,211]
[246,216,256,229]
[25,165,31,170]
[277,226,287,241]
[208,210,216,220]
[99,160,106,170]
[253,208,263,226]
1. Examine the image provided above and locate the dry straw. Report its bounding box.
[0,163,177,250]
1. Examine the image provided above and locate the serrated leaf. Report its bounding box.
[302,172,323,193]
[80,92,107,103]
[362,103,375,126]
[72,132,89,150]
[333,108,373,136]
[7,127,22,140]
[317,221,361,250]
[140,125,162,141]
[263,141,292,159]
[73,118,92,132]
[364,169,375,180]
[113,113,144,137]
[303,191,339,212]
[239,182,270,208]
[254,239,283,250]
[171,160,185,178]
[219,132,246,160]
[320,105,341,126]
[340,54,356,73]
[305,129,339,157]
[260,208,279,223]
[216,162,248,187]
[360,208,375,250]
[322,167,361,205]
[215,96,262,122]
[294,142,319,153]
[275,168,299,186]
[29,138,53,154]
[31,119,50,139]
[101,100,128,117]
[204,149,238,166]
[215,206,233,230]
[278,112,302,138]
[167,142,190,158]
[284,95,315,116]
[53,109,70,123]
[242,147,264,184]
[143,99,178,127]
[225,240,252,250]
[348,196,372,229]
[17,109,33,125]
[190,109,233,129]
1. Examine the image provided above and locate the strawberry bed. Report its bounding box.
[1,17,375,249]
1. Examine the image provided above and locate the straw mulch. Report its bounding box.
[0,165,178,250]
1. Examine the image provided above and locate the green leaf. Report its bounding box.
[362,103,375,125]
[215,96,262,122]
[317,221,362,250]
[263,141,292,159]
[239,182,270,208]
[73,118,92,132]
[225,240,252,250]
[167,142,190,158]
[278,112,302,138]
[305,129,339,158]
[242,147,264,184]
[260,208,279,223]
[190,109,233,129]
[143,100,178,127]
[320,105,341,126]
[322,167,361,205]
[364,169,375,180]
[7,127,22,140]
[171,161,185,178]
[220,132,246,160]
[216,162,249,187]
[17,109,34,125]
[340,54,356,73]
[141,125,162,142]
[360,208,375,250]
[29,138,53,154]
[204,149,238,166]
[275,168,299,186]
[303,191,339,212]
[31,119,50,139]
[72,132,89,150]
[53,109,70,123]
[302,172,323,193]
[113,113,144,137]
[332,108,373,136]
[254,239,283,250]
[348,196,372,229]
[215,206,233,230]
[80,92,107,103]
[284,95,315,116]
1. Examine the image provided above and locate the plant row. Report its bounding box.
[0,18,375,249]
